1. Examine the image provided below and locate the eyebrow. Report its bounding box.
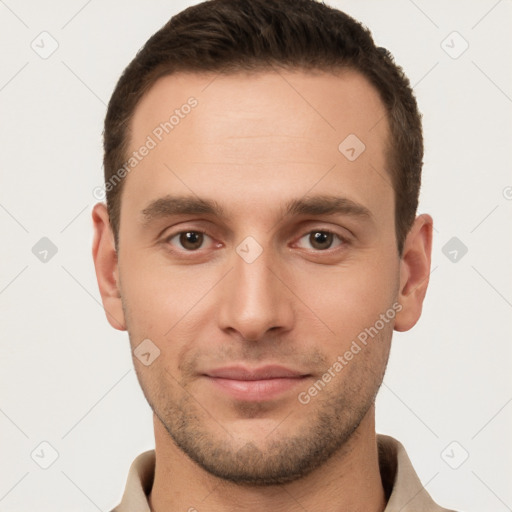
[140,194,373,227]
[284,195,372,220]
[140,196,225,227]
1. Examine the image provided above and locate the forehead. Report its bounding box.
[130,69,388,148]
[122,69,392,228]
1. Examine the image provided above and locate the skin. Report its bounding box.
[92,69,432,512]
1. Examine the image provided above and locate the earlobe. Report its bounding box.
[91,203,126,331]
[394,214,433,332]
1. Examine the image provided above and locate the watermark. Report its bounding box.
[440,441,469,469]
[32,237,58,263]
[31,31,59,60]
[298,302,402,405]
[442,236,468,263]
[236,236,264,263]
[440,31,469,60]
[93,96,199,200]
[133,338,161,366]
[338,133,366,161]
[30,441,59,469]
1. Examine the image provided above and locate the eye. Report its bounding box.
[296,230,346,251]
[166,230,212,251]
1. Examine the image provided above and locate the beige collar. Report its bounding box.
[111,434,455,512]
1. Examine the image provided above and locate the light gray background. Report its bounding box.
[1,0,511,510]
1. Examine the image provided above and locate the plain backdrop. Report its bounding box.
[1,1,511,511]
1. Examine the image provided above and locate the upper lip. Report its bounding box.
[204,365,308,380]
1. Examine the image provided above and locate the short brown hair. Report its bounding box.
[103,0,423,256]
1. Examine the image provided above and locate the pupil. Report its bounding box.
[181,231,203,249]
[311,231,332,249]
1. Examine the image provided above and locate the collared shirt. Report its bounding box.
[111,434,457,512]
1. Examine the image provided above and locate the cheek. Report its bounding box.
[293,254,399,342]
[119,257,218,357]
[119,256,196,320]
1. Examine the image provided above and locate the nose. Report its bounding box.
[217,245,295,342]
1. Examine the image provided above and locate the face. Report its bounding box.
[108,70,403,484]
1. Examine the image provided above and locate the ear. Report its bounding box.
[91,203,126,331]
[394,214,433,332]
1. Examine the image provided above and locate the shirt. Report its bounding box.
[111,434,457,512]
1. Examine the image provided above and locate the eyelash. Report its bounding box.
[163,228,350,254]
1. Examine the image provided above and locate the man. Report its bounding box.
[92,0,455,510]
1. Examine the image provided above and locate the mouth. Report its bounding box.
[203,365,311,401]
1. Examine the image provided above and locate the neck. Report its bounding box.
[148,407,386,512]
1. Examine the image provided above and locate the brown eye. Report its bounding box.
[178,231,204,250]
[295,230,345,251]
[309,231,334,250]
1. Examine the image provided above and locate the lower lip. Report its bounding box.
[205,376,308,401]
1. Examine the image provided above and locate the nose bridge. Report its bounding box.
[218,239,293,340]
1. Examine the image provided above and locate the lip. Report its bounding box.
[203,365,310,401]
[205,365,307,380]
